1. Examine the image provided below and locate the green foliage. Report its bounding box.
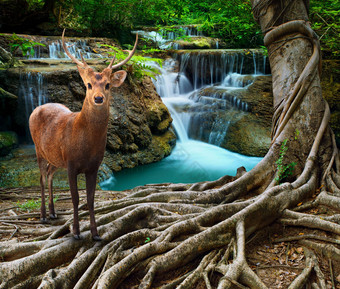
[99,43,163,80]
[26,0,45,11]
[144,237,151,243]
[3,33,45,58]
[16,199,41,212]
[260,46,268,57]
[198,2,262,48]
[275,139,297,185]
[310,0,340,57]
[17,0,339,54]
[16,195,59,212]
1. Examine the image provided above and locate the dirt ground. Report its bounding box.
[0,187,339,288]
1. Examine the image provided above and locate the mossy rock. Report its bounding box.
[0,131,18,157]
[222,114,271,157]
[173,37,215,49]
[102,129,176,174]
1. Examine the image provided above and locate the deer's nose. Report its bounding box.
[94,96,104,104]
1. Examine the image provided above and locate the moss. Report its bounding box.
[175,37,212,49]
[152,130,176,156]
[157,118,172,133]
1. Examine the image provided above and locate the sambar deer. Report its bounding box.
[29,30,138,241]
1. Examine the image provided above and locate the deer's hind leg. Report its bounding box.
[47,164,58,219]
[37,154,48,222]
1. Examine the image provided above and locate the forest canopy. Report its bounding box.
[1,0,339,55]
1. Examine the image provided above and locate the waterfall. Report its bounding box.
[149,50,268,146]
[18,72,47,140]
[161,26,203,40]
[29,39,101,59]
[176,50,266,89]
[49,40,99,59]
[133,26,204,49]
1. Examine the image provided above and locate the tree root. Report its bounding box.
[2,135,338,289]
[1,149,339,289]
[1,3,340,288]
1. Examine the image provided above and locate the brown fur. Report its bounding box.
[29,65,127,240]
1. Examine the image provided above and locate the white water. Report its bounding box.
[101,54,264,191]
[29,39,101,59]
[132,26,204,49]
[18,72,48,140]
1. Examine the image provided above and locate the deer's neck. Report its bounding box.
[77,98,110,138]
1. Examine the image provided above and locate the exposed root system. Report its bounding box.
[1,2,340,288]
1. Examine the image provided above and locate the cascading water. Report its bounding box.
[28,39,101,59]
[48,39,99,59]
[101,50,266,190]
[132,25,204,49]
[18,72,47,141]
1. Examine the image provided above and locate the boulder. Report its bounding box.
[0,46,14,67]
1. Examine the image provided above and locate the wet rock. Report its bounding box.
[222,76,273,156]
[222,114,271,156]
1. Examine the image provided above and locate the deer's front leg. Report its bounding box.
[68,168,81,240]
[85,170,101,241]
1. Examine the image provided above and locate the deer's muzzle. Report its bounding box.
[94,96,104,104]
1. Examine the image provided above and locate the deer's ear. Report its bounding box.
[111,70,127,87]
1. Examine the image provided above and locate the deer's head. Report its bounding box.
[62,30,138,107]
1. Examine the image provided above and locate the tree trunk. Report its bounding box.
[253,0,332,176]
[0,1,339,288]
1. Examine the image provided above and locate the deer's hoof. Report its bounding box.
[73,234,83,240]
[40,218,48,223]
[93,235,102,242]
[50,214,58,219]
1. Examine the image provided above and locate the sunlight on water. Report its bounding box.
[100,140,262,191]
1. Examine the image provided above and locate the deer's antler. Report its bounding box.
[108,33,138,70]
[62,29,89,68]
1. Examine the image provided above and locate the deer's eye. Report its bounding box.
[87,83,92,89]
[105,83,110,90]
